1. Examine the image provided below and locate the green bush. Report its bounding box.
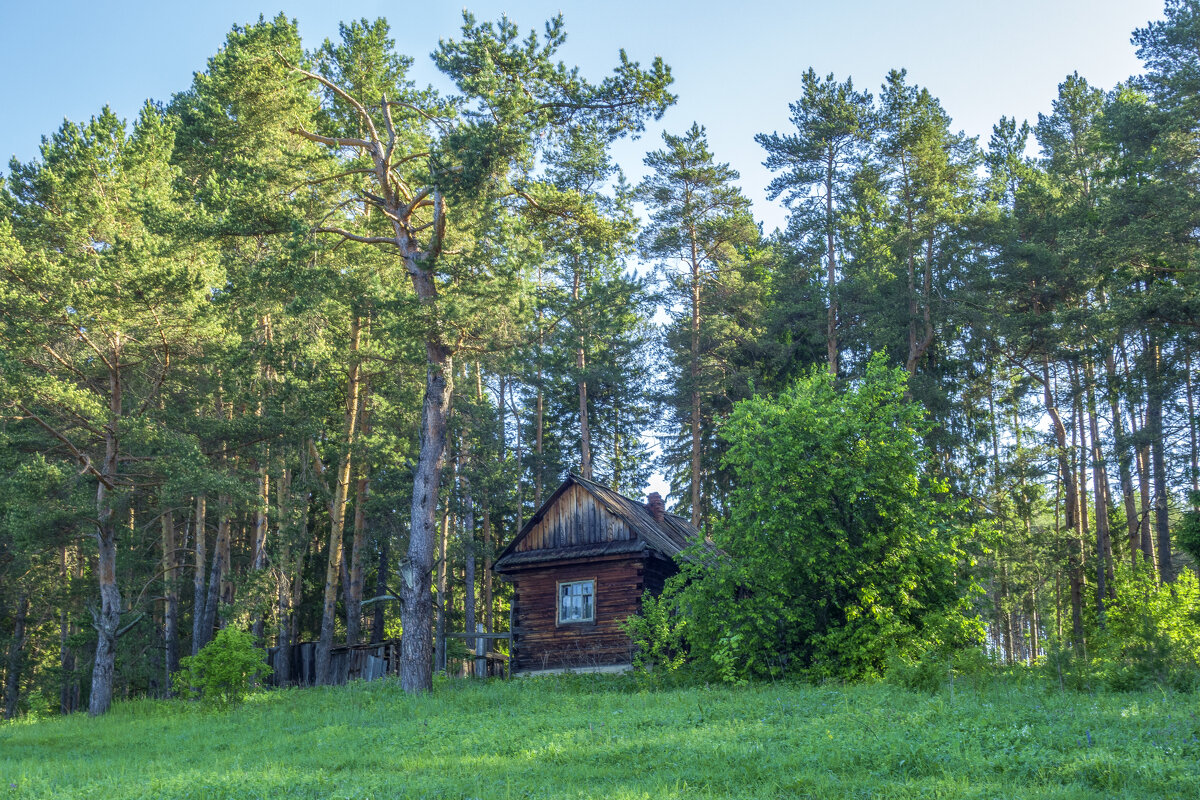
[886,650,949,694]
[886,645,998,694]
[1095,563,1200,692]
[173,626,271,707]
[1177,492,1200,564]
[633,358,980,684]
[623,585,688,681]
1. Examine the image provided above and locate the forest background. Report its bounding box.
[2,0,1199,717]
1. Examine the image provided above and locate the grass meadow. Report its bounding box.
[1,674,1198,799]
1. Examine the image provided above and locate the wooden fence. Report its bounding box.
[266,639,400,687]
[266,628,512,686]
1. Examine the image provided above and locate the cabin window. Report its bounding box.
[558,579,595,624]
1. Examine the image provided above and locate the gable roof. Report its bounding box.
[493,473,708,571]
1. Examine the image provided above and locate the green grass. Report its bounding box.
[1,675,1198,799]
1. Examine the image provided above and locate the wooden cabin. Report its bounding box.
[493,474,703,674]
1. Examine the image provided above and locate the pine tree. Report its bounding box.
[638,124,759,527]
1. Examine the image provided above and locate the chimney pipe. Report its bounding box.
[647,492,665,523]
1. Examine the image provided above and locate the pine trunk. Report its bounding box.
[89,364,122,717]
[400,323,453,691]
[58,546,80,714]
[1126,341,1157,570]
[689,225,702,528]
[316,314,364,684]
[1186,352,1199,503]
[250,457,270,643]
[4,593,28,719]
[191,495,207,656]
[200,498,231,647]
[1041,359,1086,653]
[161,511,179,686]
[1146,335,1173,582]
[370,527,389,645]
[1104,348,1141,568]
[1084,356,1114,600]
[824,154,838,376]
[275,466,294,687]
[346,466,370,646]
[435,501,451,673]
[573,270,592,479]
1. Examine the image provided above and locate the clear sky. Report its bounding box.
[0,0,1167,233]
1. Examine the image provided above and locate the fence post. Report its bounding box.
[473,623,485,678]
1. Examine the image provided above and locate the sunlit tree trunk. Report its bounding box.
[346,370,372,646]
[191,495,207,656]
[1041,359,1086,653]
[161,511,179,687]
[316,314,364,684]
[1104,348,1141,568]
[90,360,123,716]
[1145,333,1173,581]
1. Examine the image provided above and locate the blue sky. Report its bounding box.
[0,0,1166,233]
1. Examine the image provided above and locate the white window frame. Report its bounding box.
[557,578,596,625]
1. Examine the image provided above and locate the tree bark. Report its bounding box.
[689,223,702,528]
[1146,334,1173,582]
[161,511,179,687]
[1104,348,1141,568]
[59,546,79,714]
[1185,352,1195,503]
[4,593,28,719]
[400,323,453,691]
[346,464,370,646]
[191,495,207,656]
[1041,358,1086,653]
[89,362,122,717]
[1128,395,1157,569]
[274,466,293,687]
[370,524,390,645]
[1027,544,1040,663]
[824,151,839,376]
[346,370,372,647]
[1000,563,1014,665]
[534,262,545,509]
[200,497,231,648]
[482,505,494,635]
[435,490,452,673]
[573,270,593,479]
[906,233,935,376]
[462,481,476,676]
[1126,339,1158,570]
[535,372,545,508]
[250,455,270,644]
[1070,368,1090,640]
[1084,355,1114,601]
[316,313,364,684]
[1187,351,1199,504]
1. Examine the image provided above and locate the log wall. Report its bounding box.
[509,553,677,672]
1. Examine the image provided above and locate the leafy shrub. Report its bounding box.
[1177,493,1200,564]
[632,358,980,684]
[1094,563,1200,692]
[173,626,271,707]
[886,645,997,694]
[623,585,688,679]
[887,650,949,694]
